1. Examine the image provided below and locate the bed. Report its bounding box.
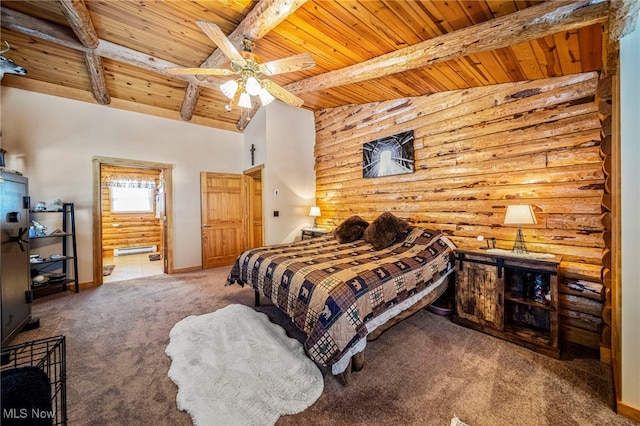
[227,213,456,384]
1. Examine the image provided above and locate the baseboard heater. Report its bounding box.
[113,245,157,256]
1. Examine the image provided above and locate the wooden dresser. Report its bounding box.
[453,248,562,358]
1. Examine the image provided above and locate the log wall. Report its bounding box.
[596,73,613,360]
[313,71,605,349]
[101,165,162,258]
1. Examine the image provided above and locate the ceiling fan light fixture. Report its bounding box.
[258,88,275,106]
[239,92,252,108]
[245,76,262,96]
[220,80,238,99]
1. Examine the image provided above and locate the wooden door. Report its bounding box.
[200,172,246,269]
[245,167,263,248]
[157,169,167,273]
[456,259,504,330]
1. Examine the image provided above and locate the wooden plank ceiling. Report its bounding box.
[0,0,625,133]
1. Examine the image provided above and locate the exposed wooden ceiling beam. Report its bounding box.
[0,7,222,91]
[56,0,110,105]
[179,0,308,121]
[56,0,98,48]
[608,0,639,41]
[287,0,608,95]
[238,0,608,130]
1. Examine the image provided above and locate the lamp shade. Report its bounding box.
[220,80,238,99]
[309,206,321,217]
[258,88,275,106]
[504,205,537,225]
[238,92,252,108]
[245,76,262,96]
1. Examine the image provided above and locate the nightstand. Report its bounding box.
[301,228,328,240]
[453,248,562,358]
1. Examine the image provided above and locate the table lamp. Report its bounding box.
[309,206,321,229]
[504,204,537,254]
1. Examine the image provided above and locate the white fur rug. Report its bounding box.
[165,304,324,426]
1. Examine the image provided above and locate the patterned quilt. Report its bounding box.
[227,226,455,373]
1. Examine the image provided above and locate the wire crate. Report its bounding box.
[1,335,67,426]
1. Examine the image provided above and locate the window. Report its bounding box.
[110,187,154,213]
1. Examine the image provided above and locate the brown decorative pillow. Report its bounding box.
[333,215,370,243]
[363,212,410,250]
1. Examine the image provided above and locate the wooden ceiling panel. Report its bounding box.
[1,0,69,27]
[102,59,186,110]
[85,1,254,65]
[1,28,91,92]
[0,0,611,132]
[193,87,242,127]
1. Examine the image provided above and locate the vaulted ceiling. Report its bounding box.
[0,1,637,133]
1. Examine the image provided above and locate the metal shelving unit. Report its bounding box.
[29,203,79,297]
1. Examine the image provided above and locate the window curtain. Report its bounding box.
[104,176,156,189]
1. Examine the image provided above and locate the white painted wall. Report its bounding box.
[243,101,316,245]
[1,87,243,283]
[243,106,267,169]
[620,28,640,411]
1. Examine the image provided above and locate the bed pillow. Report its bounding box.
[333,215,370,243]
[363,212,410,250]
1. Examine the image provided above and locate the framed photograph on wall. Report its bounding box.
[362,130,414,178]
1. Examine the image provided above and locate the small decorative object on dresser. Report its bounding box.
[503,204,538,254]
[453,248,562,358]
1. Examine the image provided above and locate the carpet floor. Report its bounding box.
[9,267,635,426]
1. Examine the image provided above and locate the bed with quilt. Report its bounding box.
[227,213,456,383]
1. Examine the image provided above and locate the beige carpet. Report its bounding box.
[10,268,633,426]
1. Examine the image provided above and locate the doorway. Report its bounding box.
[92,157,174,285]
[199,166,263,269]
[244,165,264,249]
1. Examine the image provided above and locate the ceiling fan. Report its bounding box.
[168,21,316,111]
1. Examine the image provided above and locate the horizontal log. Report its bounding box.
[600,212,612,229]
[559,309,602,333]
[599,134,611,156]
[603,230,611,249]
[602,305,612,326]
[601,325,611,346]
[558,262,604,283]
[317,182,605,209]
[559,279,604,301]
[601,268,611,288]
[317,197,605,216]
[596,75,612,100]
[601,193,612,211]
[316,160,605,193]
[560,323,600,349]
[315,74,598,147]
[602,249,611,270]
[559,294,603,316]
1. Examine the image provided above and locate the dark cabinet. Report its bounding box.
[453,249,561,358]
[0,171,32,346]
[29,203,79,297]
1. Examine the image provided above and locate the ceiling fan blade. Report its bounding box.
[260,53,316,76]
[261,80,304,108]
[228,85,242,111]
[167,67,236,76]
[195,20,244,62]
